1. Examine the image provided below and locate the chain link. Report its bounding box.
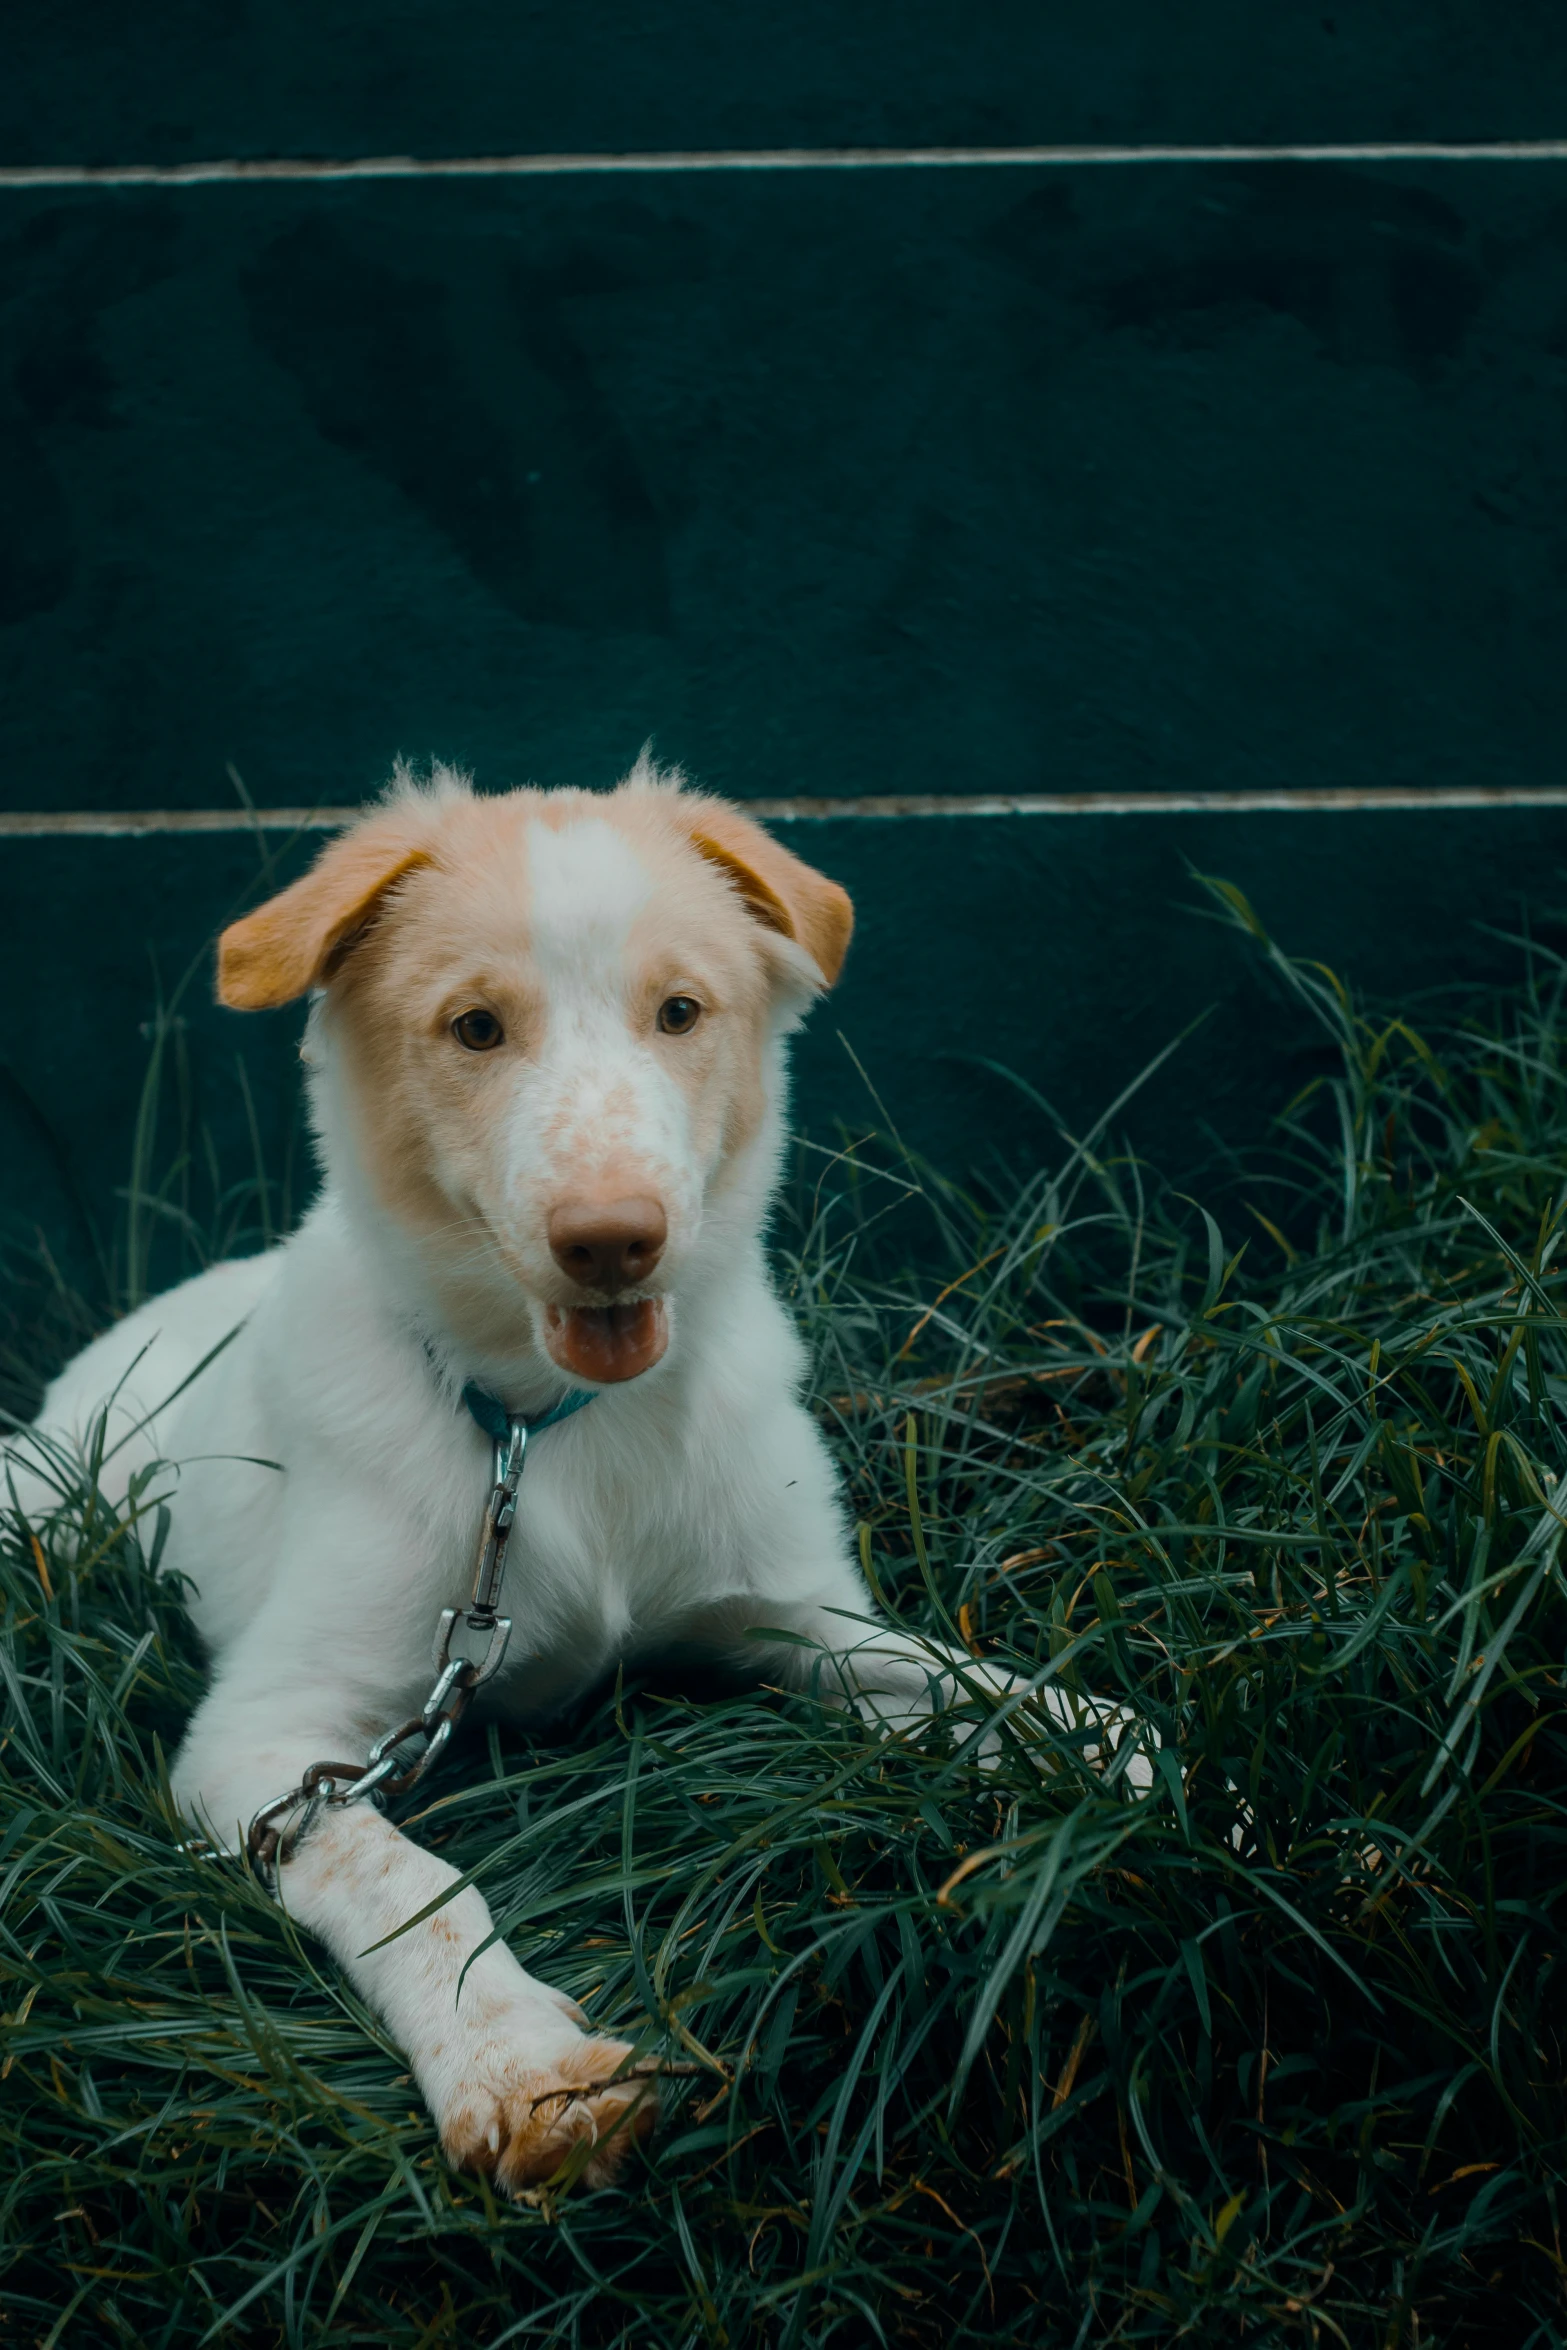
[246,1416,530,1877]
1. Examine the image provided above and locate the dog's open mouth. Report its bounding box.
[545,1299,668,1384]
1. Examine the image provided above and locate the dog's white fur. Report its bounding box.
[13,757,1081,2191]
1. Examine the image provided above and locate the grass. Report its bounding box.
[2,882,1565,2347]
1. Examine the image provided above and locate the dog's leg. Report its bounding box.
[682,1589,1149,1778]
[760,1601,1057,1730]
[173,1675,655,2190]
[792,1604,1150,1778]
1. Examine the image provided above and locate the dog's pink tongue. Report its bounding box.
[548,1300,667,1383]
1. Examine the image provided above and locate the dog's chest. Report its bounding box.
[470,1444,726,1719]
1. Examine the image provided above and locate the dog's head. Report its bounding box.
[216,759,852,1385]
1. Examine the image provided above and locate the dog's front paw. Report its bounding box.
[434,2029,657,2193]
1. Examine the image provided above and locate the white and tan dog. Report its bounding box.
[13,756,1032,2192]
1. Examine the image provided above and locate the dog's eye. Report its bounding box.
[657,996,702,1036]
[452,1008,504,1052]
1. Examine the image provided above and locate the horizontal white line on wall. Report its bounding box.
[5,786,1567,837]
[4,142,1567,190]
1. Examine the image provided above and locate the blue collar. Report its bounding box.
[459,1379,595,1444]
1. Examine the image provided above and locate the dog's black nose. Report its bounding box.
[548,1198,667,1294]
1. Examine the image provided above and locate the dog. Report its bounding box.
[13,755,1076,2192]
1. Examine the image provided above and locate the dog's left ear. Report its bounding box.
[687,802,854,988]
[216,814,432,1009]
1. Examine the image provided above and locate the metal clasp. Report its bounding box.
[468,1418,526,1625]
[431,1412,526,1678]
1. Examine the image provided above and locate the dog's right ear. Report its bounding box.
[217,818,431,1010]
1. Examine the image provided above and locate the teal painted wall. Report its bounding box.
[4,8,1567,1296]
[5,6,1567,164]
[7,161,1567,810]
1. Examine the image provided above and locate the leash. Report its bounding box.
[245,1377,594,1876]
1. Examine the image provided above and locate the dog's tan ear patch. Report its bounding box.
[688,804,854,987]
[217,824,431,1009]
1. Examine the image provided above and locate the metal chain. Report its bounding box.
[246,1415,530,1877]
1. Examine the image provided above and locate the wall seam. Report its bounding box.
[5,141,1567,190]
[6,786,1567,836]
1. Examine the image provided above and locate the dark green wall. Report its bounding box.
[5,5,1567,162]
[4,8,1567,1297]
[7,162,1567,810]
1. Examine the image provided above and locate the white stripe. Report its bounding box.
[5,785,1567,837]
[4,142,1567,190]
